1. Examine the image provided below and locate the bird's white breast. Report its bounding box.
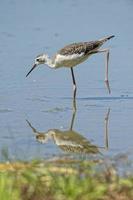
[54,53,89,68]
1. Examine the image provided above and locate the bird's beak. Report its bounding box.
[26,63,37,77]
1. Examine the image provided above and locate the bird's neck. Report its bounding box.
[45,56,55,68]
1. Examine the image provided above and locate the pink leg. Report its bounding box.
[95,48,111,94]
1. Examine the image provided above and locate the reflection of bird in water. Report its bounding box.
[26,108,110,155]
[26,122,99,154]
[26,36,114,99]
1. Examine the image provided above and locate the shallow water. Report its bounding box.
[0,0,133,161]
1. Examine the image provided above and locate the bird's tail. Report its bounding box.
[98,35,115,44]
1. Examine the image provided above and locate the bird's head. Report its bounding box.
[26,54,48,77]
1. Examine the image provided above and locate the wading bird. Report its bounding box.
[26,35,114,99]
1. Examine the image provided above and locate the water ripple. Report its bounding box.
[0,108,13,113]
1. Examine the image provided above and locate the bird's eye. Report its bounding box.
[36,58,39,62]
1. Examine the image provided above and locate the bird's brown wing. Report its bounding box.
[58,41,101,56]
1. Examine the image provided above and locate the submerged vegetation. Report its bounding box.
[0,157,133,200]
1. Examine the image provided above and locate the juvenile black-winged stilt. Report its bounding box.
[26,35,114,99]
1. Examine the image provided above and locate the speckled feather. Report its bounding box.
[58,35,115,56]
[58,41,100,56]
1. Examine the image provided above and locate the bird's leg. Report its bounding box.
[104,108,110,150]
[105,50,110,94]
[70,67,77,101]
[96,48,111,94]
[70,108,76,130]
[72,97,77,111]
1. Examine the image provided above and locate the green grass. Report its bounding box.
[0,159,133,200]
